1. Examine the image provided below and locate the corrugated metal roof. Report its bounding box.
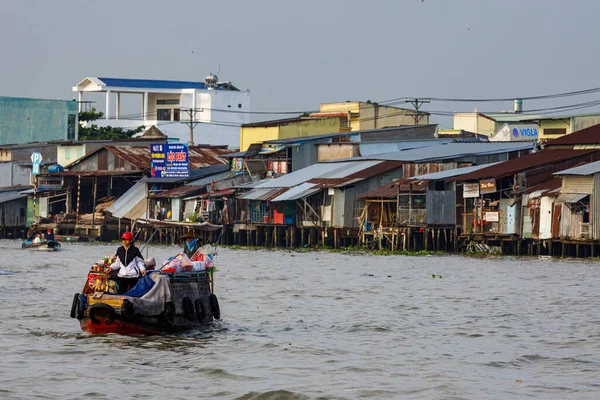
[263,132,359,145]
[144,164,229,183]
[356,184,397,199]
[152,185,204,199]
[544,123,600,147]
[195,188,236,198]
[271,183,320,202]
[108,181,147,219]
[554,160,600,176]
[355,142,531,162]
[107,146,230,170]
[238,187,288,200]
[523,177,562,194]
[555,193,588,203]
[404,162,501,181]
[359,164,504,198]
[64,145,230,171]
[452,149,597,181]
[187,170,237,187]
[255,162,360,189]
[255,160,402,190]
[0,191,27,204]
[308,161,403,188]
[485,113,545,122]
[358,140,451,156]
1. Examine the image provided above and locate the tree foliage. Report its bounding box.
[78,108,144,140]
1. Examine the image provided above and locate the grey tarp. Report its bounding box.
[127,273,173,316]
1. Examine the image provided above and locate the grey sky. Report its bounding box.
[1,0,599,128]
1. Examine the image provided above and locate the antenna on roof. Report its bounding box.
[217,62,221,76]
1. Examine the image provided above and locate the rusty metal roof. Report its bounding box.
[195,188,236,198]
[307,161,403,188]
[47,170,145,177]
[106,146,230,170]
[64,145,230,171]
[356,184,398,199]
[544,124,600,147]
[152,185,204,199]
[523,177,562,194]
[450,149,598,181]
[238,187,289,201]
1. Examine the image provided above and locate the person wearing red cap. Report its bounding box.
[108,232,146,294]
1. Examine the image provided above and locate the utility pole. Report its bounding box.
[406,98,430,125]
[182,108,200,146]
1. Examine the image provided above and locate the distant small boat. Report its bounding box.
[21,240,62,251]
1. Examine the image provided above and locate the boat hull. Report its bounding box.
[73,271,219,335]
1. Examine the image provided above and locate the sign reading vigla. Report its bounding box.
[511,125,539,140]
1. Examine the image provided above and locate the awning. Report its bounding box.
[238,187,288,201]
[555,193,588,203]
[271,183,320,202]
[136,218,223,231]
[194,188,236,199]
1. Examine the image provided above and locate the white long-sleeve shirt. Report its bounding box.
[109,246,146,278]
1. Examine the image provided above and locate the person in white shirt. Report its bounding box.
[109,232,147,294]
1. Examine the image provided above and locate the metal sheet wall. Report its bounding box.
[425,190,455,225]
[562,175,594,194]
[0,198,27,227]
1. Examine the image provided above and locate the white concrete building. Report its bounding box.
[73,74,250,149]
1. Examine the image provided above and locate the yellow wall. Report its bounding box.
[240,118,342,151]
[320,102,428,131]
[317,143,359,161]
[57,144,86,166]
[538,118,571,140]
[240,126,279,151]
[454,113,496,136]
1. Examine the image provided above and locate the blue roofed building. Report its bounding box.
[73,74,250,149]
[0,96,79,145]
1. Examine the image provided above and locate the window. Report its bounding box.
[65,148,70,159]
[173,108,180,121]
[67,114,76,140]
[156,99,179,105]
[227,105,232,108]
[77,147,84,158]
[544,128,567,135]
[157,109,172,121]
[238,103,242,108]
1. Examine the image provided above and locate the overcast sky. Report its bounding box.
[1,0,599,128]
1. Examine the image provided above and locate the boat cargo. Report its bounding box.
[70,253,221,335]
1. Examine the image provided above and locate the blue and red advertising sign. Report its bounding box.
[151,144,190,178]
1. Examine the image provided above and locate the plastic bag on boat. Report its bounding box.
[160,253,193,273]
[191,261,205,271]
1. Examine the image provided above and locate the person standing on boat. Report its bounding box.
[182,229,202,259]
[26,223,39,242]
[109,232,147,294]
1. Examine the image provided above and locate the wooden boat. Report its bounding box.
[70,266,220,335]
[21,240,62,251]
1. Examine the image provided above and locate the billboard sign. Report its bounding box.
[37,177,63,191]
[479,178,497,194]
[151,144,189,178]
[463,182,480,198]
[511,125,539,140]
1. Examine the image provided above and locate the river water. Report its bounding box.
[0,240,599,399]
